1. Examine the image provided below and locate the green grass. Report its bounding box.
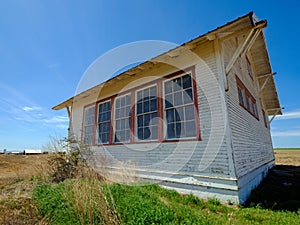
[33,180,300,225]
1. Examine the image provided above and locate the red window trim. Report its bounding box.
[83,66,201,146]
[235,75,259,120]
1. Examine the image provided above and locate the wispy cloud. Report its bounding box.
[55,124,69,129]
[22,106,42,111]
[42,116,69,123]
[275,109,300,120]
[272,130,300,137]
[0,81,68,131]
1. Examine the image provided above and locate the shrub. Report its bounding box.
[45,136,97,182]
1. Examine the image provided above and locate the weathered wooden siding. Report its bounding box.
[222,31,275,179]
[70,41,239,202]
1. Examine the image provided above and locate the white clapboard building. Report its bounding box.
[53,12,282,203]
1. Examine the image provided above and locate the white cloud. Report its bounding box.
[42,116,69,123]
[272,130,300,137]
[56,124,69,129]
[22,106,42,111]
[274,109,300,120]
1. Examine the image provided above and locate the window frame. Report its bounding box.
[81,104,96,145]
[236,75,259,120]
[113,93,132,144]
[81,66,201,145]
[96,100,111,145]
[135,84,159,142]
[162,71,200,141]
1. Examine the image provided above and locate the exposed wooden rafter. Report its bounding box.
[257,72,277,79]
[225,22,266,76]
[269,107,284,123]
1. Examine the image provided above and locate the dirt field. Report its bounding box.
[0,154,51,186]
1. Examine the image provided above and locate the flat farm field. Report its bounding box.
[0,154,51,186]
[274,149,300,166]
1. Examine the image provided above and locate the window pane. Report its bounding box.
[144,127,151,139]
[185,105,195,120]
[175,107,184,122]
[138,128,143,140]
[165,81,172,94]
[144,114,150,126]
[167,123,175,138]
[166,109,174,123]
[150,99,157,111]
[175,122,182,138]
[182,74,192,89]
[150,86,156,98]
[137,101,143,113]
[253,102,258,118]
[143,101,149,113]
[138,115,143,127]
[186,121,196,137]
[174,92,183,106]
[165,94,173,108]
[184,88,193,104]
[173,77,182,91]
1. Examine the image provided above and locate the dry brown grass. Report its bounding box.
[0,154,51,224]
[0,149,299,223]
[0,154,51,182]
[274,150,300,166]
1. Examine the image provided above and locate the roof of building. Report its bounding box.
[24,149,42,154]
[53,12,281,115]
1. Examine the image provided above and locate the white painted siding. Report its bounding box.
[70,41,234,181]
[222,32,275,179]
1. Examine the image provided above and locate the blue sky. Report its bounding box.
[0,0,299,150]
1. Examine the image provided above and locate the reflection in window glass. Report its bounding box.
[83,106,95,145]
[97,101,111,144]
[114,94,131,143]
[164,74,196,139]
[136,86,158,141]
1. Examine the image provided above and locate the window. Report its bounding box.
[83,106,95,145]
[164,74,196,139]
[97,101,111,144]
[114,94,131,143]
[237,85,246,108]
[136,86,158,141]
[82,67,200,144]
[236,75,259,119]
[247,95,253,113]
